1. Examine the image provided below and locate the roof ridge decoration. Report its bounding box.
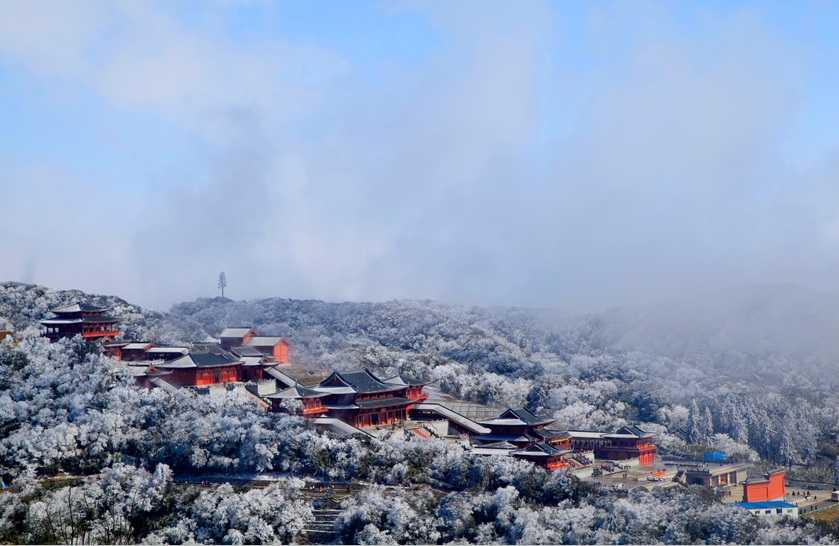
[363,368,386,383]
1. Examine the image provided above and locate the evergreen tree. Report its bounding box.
[731,412,749,445]
[778,423,796,466]
[688,400,704,444]
[702,407,714,441]
[218,272,227,299]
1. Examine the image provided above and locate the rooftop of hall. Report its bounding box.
[511,442,571,457]
[219,327,256,338]
[316,369,405,394]
[41,315,121,324]
[153,352,242,369]
[242,336,290,347]
[265,383,329,399]
[383,373,428,386]
[479,408,556,427]
[50,302,113,314]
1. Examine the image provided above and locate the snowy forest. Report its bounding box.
[2,280,839,544]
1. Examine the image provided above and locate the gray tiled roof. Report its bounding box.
[383,374,427,386]
[242,336,287,347]
[155,352,241,369]
[219,327,256,338]
[319,369,403,394]
[51,302,112,314]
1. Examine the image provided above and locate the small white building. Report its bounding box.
[733,501,799,519]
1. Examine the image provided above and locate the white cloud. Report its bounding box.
[2,1,839,312]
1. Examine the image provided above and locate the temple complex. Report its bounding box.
[40,302,120,341]
[112,320,661,473]
[268,369,429,427]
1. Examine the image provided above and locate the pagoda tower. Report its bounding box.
[40,302,121,342]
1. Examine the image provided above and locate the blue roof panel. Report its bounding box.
[734,502,797,509]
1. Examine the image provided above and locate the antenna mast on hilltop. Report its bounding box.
[218,272,227,299]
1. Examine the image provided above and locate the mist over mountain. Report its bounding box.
[4,280,839,543]
[4,280,837,397]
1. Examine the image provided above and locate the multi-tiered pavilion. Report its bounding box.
[40,302,121,341]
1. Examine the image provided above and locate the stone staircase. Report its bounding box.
[300,508,341,544]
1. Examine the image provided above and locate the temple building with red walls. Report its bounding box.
[265,383,330,417]
[566,425,657,465]
[41,302,120,341]
[473,408,567,448]
[463,409,572,469]
[510,442,571,471]
[134,352,244,390]
[219,327,256,350]
[742,470,786,502]
[218,327,291,362]
[267,369,428,427]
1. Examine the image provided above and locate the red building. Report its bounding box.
[466,408,571,469]
[135,352,244,389]
[219,327,256,350]
[510,442,571,471]
[567,425,657,464]
[742,471,786,502]
[41,302,120,341]
[103,341,190,362]
[474,408,565,448]
[265,383,330,417]
[267,369,428,427]
[218,327,291,362]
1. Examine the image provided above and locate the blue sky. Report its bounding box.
[1,0,838,312]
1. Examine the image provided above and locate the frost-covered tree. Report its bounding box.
[217,272,227,299]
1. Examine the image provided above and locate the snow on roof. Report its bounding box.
[154,352,241,369]
[263,367,296,388]
[265,384,328,399]
[243,336,287,347]
[481,408,554,427]
[473,432,531,443]
[470,448,514,456]
[567,431,607,439]
[122,364,152,376]
[613,425,657,438]
[149,376,180,394]
[313,385,357,395]
[219,327,255,338]
[510,443,570,457]
[145,347,189,355]
[240,356,265,366]
[124,342,153,350]
[40,318,83,325]
[479,418,528,426]
[383,374,427,386]
[51,302,111,314]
